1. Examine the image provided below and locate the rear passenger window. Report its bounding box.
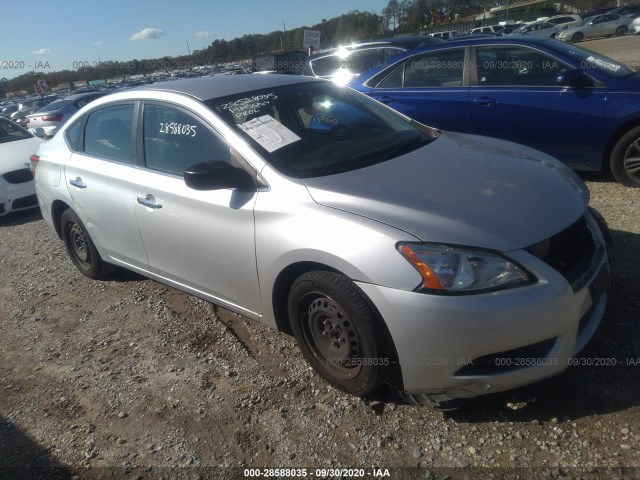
[476,46,569,86]
[84,104,134,163]
[378,48,465,88]
[143,104,230,176]
[64,116,84,150]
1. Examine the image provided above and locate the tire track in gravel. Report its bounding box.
[214,308,289,380]
[157,289,289,380]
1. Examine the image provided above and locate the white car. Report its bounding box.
[632,16,640,33]
[469,25,506,34]
[545,14,583,32]
[0,118,42,216]
[509,21,558,37]
[556,13,631,42]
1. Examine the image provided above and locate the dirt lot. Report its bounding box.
[1,36,640,480]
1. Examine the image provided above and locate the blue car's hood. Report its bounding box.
[302,132,589,252]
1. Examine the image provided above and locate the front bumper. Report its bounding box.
[0,170,37,216]
[356,211,609,402]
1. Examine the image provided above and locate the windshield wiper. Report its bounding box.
[384,135,431,160]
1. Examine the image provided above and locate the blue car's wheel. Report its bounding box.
[610,126,640,188]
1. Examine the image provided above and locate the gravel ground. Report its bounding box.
[1,36,640,480]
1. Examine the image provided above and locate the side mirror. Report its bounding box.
[33,127,47,139]
[557,69,593,89]
[184,161,255,191]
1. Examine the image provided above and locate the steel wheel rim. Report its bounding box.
[299,293,362,380]
[68,222,91,265]
[624,137,640,182]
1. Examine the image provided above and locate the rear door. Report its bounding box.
[64,102,149,269]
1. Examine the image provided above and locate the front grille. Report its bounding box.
[3,168,33,184]
[454,338,558,377]
[527,215,599,291]
[11,194,38,209]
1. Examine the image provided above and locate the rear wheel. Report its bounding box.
[288,271,389,396]
[571,32,584,42]
[61,209,114,279]
[610,126,640,188]
[616,25,628,35]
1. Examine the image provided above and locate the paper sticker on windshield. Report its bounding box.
[585,55,621,72]
[239,115,300,152]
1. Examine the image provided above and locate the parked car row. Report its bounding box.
[433,6,638,42]
[555,13,634,42]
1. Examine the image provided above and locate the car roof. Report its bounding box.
[60,92,106,101]
[305,35,443,60]
[133,74,321,101]
[443,35,552,46]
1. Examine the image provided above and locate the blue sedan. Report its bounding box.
[349,36,640,187]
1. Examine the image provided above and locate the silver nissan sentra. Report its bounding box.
[32,75,611,407]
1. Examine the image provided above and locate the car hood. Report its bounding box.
[1,136,43,172]
[302,132,589,252]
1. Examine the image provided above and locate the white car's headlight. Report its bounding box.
[398,243,534,294]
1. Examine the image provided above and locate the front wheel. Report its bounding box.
[61,209,114,279]
[610,126,640,188]
[571,32,584,42]
[288,271,390,396]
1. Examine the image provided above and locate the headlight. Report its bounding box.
[398,243,534,294]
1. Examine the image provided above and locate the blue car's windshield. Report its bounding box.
[206,82,437,178]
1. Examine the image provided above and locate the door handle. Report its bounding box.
[137,194,162,209]
[376,95,396,104]
[69,177,86,189]
[472,96,497,106]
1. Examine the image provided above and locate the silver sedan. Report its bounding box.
[32,75,610,407]
[556,13,631,42]
[26,92,107,138]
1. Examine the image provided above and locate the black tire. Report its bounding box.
[572,32,583,42]
[616,25,628,36]
[287,271,389,396]
[60,209,114,279]
[610,126,640,188]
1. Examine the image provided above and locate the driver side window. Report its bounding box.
[143,104,230,176]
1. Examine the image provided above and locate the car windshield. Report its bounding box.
[0,118,32,143]
[548,41,636,77]
[205,81,435,178]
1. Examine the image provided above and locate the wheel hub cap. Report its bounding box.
[70,224,89,262]
[302,295,362,378]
